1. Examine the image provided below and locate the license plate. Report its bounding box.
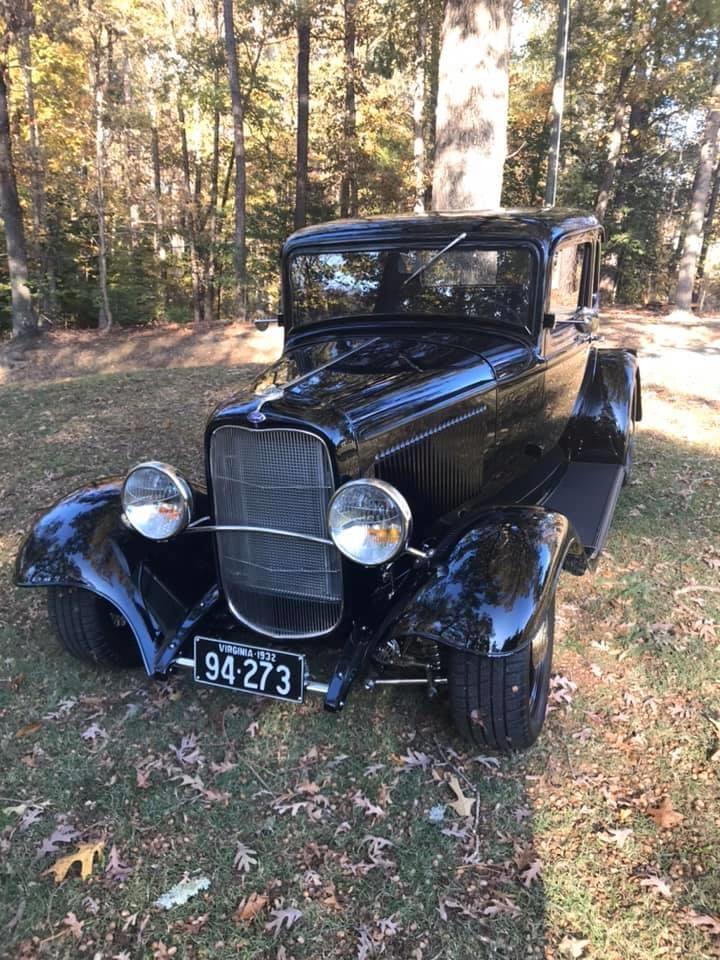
[193,636,305,703]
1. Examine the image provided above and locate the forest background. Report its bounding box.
[0,0,719,335]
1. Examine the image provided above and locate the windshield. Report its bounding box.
[289,245,534,331]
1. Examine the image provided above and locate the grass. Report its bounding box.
[1,357,719,960]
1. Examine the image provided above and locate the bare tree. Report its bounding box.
[412,7,427,212]
[339,0,358,217]
[0,62,38,337]
[294,0,310,230]
[594,60,632,221]
[223,0,246,318]
[674,66,720,311]
[432,0,512,210]
[696,158,720,310]
[544,0,570,207]
[89,27,113,330]
[16,0,58,319]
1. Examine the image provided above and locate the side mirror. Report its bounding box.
[253,315,283,332]
[576,306,599,333]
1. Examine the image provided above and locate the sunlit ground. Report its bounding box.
[0,309,718,959]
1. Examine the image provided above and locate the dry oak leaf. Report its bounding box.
[234,892,269,924]
[520,859,543,887]
[639,875,673,899]
[647,797,684,829]
[45,841,104,883]
[447,775,475,819]
[558,936,590,958]
[265,907,303,936]
[63,912,84,940]
[683,910,720,936]
[233,841,258,874]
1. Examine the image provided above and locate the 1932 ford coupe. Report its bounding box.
[16,210,641,752]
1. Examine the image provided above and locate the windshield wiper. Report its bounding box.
[402,231,468,287]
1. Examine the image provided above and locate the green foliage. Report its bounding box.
[0,0,718,330]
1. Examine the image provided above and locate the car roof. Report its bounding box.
[283,208,600,254]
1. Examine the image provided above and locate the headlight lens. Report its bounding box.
[121,462,192,540]
[328,479,412,565]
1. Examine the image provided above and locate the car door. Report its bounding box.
[542,237,596,450]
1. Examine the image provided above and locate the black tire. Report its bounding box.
[47,587,141,668]
[449,599,555,752]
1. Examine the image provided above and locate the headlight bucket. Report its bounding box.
[328,479,412,566]
[121,461,193,541]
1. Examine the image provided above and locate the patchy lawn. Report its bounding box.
[1,311,719,959]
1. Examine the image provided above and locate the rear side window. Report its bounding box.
[549,243,591,319]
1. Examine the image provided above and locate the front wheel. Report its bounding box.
[448,600,555,752]
[47,587,141,668]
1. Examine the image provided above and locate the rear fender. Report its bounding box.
[392,506,582,656]
[563,347,641,463]
[15,479,215,674]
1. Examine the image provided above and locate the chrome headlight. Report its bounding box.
[121,461,192,540]
[328,479,412,566]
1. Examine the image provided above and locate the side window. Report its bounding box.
[549,243,591,320]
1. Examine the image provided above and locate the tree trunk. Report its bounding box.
[339,0,358,217]
[178,101,204,324]
[432,0,512,210]
[223,0,247,319]
[594,60,632,221]
[694,159,719,311]
[17,21,58,320]
[544,0,570,207]
[673,67,720,311]
[294,0,310,230]
[413,8,427,212]
[0,63,38,338]
[204,103,220,323]
[91,34,113,331]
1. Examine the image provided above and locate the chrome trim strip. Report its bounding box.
[373,405,488,463]
[186,524,333,546]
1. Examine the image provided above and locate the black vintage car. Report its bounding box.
[16,210,640,752]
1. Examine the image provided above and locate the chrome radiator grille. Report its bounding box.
[209,425,343,638]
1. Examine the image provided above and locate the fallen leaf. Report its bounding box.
[15,722,41,739]
[647,797,684,829]
[63,911,84,940]
[683,909,720,936]
[233,841,258,874]
[447,775,475,819]
[265,907,302,936]
[598,827,633,849]
[105,844,132,883]
[45,841,105,883]
[169,733,203,766]
[81,723,107,741]
[520,859,542,887]
[399,749,433,770]
[234,892,269,923]
[639,875,673,899]
[154,875,211,909]
[35,823,80,859]
[559,936,590,958]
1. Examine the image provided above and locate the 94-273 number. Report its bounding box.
[203,650,292,697]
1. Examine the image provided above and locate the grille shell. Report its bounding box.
[209,425,343,638]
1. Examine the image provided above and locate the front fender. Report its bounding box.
[394,507,580,656]
[15,479,215,674]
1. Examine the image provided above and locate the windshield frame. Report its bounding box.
[283,238,543,338]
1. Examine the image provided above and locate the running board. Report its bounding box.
[542,461,625,560]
